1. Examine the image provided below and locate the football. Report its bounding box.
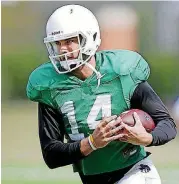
[120,109,155,132]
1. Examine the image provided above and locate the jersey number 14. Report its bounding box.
[61,95,111,140]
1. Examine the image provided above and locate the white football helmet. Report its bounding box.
[44,4,101,74]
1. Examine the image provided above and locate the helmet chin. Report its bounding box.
[60,58,82,71]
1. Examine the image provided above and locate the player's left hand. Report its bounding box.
[114,112,153,146]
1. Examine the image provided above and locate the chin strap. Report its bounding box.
[85,62,105,88]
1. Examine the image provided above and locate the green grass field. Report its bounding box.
[2,101,179,184]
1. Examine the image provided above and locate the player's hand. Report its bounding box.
[113,112,153,146]
[91,115,123,149]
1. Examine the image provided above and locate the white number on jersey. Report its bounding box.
[61,95,111,140]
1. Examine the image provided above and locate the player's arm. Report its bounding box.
[130,81,177,146]
[38,103,120,169]
[38,102,86,169]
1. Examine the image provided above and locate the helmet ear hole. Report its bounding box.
[79,34,86,47]
[93,32,97,41]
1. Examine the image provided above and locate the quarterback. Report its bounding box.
[26,5,177,184]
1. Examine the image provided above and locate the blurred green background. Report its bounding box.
[2,1,179,184]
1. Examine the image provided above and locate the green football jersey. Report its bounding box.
[26,50,150,175]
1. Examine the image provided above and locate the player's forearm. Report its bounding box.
[42,140,86,169]
[147,119,177,146]
[131,82,177,146]
[42,138,94,169]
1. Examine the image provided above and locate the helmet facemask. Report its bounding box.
[44,31,97,74]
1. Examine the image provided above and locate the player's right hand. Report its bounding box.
[91,115,123,149]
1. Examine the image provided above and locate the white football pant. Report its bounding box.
[115,158,161,184]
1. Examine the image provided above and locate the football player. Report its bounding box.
[26,5,177,184]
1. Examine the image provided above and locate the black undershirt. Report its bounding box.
[38,81,177,183]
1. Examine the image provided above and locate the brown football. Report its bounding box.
[120,109,155,132]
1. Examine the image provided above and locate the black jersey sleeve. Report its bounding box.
[38,103,85,169]
[130,82,177,146]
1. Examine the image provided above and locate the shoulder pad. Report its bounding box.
[107,50,150,81]
[26,62,60,106]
